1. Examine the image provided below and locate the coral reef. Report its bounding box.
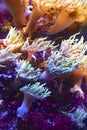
[0,26,87,129]
[0,1,87,130]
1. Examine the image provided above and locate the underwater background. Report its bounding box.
[0,0,87,130]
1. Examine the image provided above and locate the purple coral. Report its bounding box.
[0,99,74,130]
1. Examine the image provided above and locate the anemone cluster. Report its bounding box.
[0,27,87,129]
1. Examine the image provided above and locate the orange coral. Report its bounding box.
[24,0,87,35]
[3,0,27,27]
[3,0,87,36]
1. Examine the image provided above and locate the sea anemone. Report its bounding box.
[46,34,87,99]
[15,60,41,81]
[60,34,87,98]
[59,33,87,58]
[63,105,87,128]
[4,27,25,52]
[17,82,51,117]
[0,46,21,65]
[46,33,87,75]
[46,50,79,75]
[20,82,51,100]
[21,37,56,59]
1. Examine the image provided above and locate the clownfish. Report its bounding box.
[29,48,51,68]
[0,39,6,49]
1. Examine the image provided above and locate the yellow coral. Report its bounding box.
[20,0,87,17]
[4,27,25,52]
[20,0,30,12]
[36,0,87,20]
[20,0,29,3]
